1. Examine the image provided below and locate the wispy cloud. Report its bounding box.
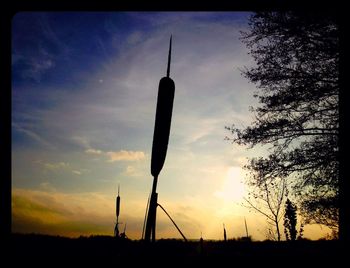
[12,13,73,83]
[71,136,91,149]
[125,165,137,176]
[85,148,103,155]
[44,162,69,170]
[22,58,55,82]
[85,148,146,162]
[72,170,82,175]
[34,160,88,177]
[38,13,69,55]
[12,122,55,149]
[39,182,57,192]
[107,150,145,162]
[35,160,70,170]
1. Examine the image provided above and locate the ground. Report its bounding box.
[8,233,345,266]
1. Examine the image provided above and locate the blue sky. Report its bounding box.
[11,12,329,240]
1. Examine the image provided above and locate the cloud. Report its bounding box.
[72,170,82,175]
[39,182,56,192]
[12,13,73,83]
[11,188,145,238]
[12,122,55,149]
[22,58,55,82]
[85,148,103,154]
[12,195,110,237]
[123,165,146,178]
[71,136,91,149]
[84,148,146,162]
[12,188,113,236]
[125,165,136,175]
[35,160,88,177]
[44,162,70,170]
[72,168,89,176]
[35,160,70,171]
[106,150,145,162]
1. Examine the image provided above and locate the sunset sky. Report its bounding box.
[12,12,331,240]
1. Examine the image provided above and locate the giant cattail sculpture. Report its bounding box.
[144,36,175,242]
[244,217,249,238]
[223,223,227,242]
[114,185,121,237]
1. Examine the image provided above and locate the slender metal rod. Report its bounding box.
[151,175,158,194]
[157,203,187,242]
[245,217,249,237]
[144,176,158,242]
[142,192,151,239]
[166,35,172,78]
[152,198,157,242]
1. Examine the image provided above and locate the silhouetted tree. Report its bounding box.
[243,177,286,241]
[227,11,339,231]
[297,221,304,240]
[284,199,297,241]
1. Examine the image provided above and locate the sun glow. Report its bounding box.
[214,166,246,202]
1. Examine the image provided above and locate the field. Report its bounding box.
[8,233,345,265]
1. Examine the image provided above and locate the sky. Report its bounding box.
[11,11,331,240]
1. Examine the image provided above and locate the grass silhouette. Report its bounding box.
[9,233,344,265]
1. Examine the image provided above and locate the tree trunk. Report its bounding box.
[275,217,281,241]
